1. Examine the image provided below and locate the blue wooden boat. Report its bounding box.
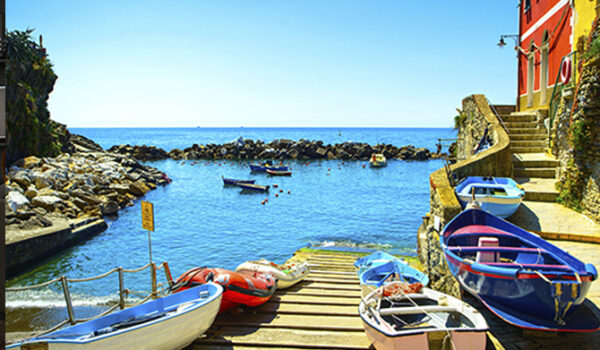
[237,183,270,192]
[441,208,599,332]
[249,164,289,172]
[7,284,223,350]
[454,176,524,218]
[222,176,255,186]
[354,251,406,278]
[360,260,429,297]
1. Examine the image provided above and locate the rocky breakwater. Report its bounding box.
[5,152,170,277]
[108,138,443,162]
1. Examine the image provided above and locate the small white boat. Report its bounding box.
[7,284,223,350]
[359,282,488,350]
[369,153,387,168]
[236,259,310,289]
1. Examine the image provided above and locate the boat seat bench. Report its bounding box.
[447,246,547,254]
[379,305,458,316]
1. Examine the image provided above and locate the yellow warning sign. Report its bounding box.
[141,201,154,231]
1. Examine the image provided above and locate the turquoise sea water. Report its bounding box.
[6,127,454,315]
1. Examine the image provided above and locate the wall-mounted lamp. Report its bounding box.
[497,34,519,48]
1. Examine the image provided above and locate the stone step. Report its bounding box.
[501,114,537,122]
[510,146,548,153]
[507,127,546,135]
[505,121,538,129]
[513,168,556,178]
[510,140,548,148]
[512,155,558,168]
[516,178,559,202]
[510,134,547,141]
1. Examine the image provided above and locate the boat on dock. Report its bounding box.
[359,260,429,297]
[359,282,488,350]
[170,267,277,313]
[369,153,387,168]
[265,169,292,176]
[237,183,270,192]
[454,176,524,218]
[441,207,600,332]
[7,284,223,350]
[222,176,255,186]
[235,259,310,289]
[354,251,406,278]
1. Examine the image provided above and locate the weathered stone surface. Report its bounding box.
[129,181,150,196]
[31,195,62,211]
[23,156,42,169]
[100,201,120,216]
[12,171,32,187]
[7,191,30,212]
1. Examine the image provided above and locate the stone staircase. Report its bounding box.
[499,111,559,202]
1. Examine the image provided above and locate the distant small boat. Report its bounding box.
[236,259,310,289]
[359,282,488,350]
[249,163,289,172]
[354,251,406,279]
[454,176,524,218]
[441,208,600,332]
[266,169,292,176]
[360,260,429,297]
[222,176,256,186]
[171,267,276,313]
[7,284,223,350]
[369,153,387,168]
[237,183,270,192]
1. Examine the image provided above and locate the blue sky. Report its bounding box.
[8,1,520,127]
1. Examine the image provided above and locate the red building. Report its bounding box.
[517,0,574,111]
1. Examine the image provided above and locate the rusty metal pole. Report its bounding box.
[118,267,125,309]
[151,262,157,299]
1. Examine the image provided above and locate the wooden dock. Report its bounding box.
[191,250,371,349]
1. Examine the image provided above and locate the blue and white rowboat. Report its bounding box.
[354,251,406,279]
[360,260,429,297]
[7,283,223,350]
[455,176,524,218]
[441,208,599,332]
[249,164,288,172]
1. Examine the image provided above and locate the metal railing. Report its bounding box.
[488,101,510,136]
[6,261,174,336]
[548,51,578,146]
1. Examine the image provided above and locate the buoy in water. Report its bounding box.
[279,189,283,193]
[362,164,366,168]
[265,198,269,202]
[274,184,278,188]
[287,190,290,194]
[261,201,265,205]
[328,168,331,171]
[275,193,279,197]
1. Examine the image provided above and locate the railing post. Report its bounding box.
[151,262,157,299]
[162,261,174,288]
[61,276,76,325]
[118,267,125,309]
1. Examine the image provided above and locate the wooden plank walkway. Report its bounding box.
[191,251,371,350]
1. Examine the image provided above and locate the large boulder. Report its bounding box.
[100,201,120,216]
[7,191,30,212]
[414,147,431,161]
[315,147,328,158]
[31,195,62,211]
[12,171,32,187]
[129,181,150,196]
[23,156,42,169]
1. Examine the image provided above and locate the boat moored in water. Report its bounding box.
[359,282,488,350]
[441,207,599,332]
[236,259,310,289]
[249,163,289,172]
[170,267,277,313]
[237,183,270,192]
[7,284,223,350]
[454,176,524,218]
[265,169,292,176]
[222,176,256,186]
[369,153,387,168]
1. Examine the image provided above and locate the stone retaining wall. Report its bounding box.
[418,94,512,297]
[552,22,600,222]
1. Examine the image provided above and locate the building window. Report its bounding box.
[524,0,531,13]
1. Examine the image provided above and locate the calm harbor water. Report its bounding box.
[6,127,454,330]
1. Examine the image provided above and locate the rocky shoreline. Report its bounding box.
[5,152,170,234]
[107,138,444,162]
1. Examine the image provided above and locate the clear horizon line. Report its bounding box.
[67,125,454,129]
